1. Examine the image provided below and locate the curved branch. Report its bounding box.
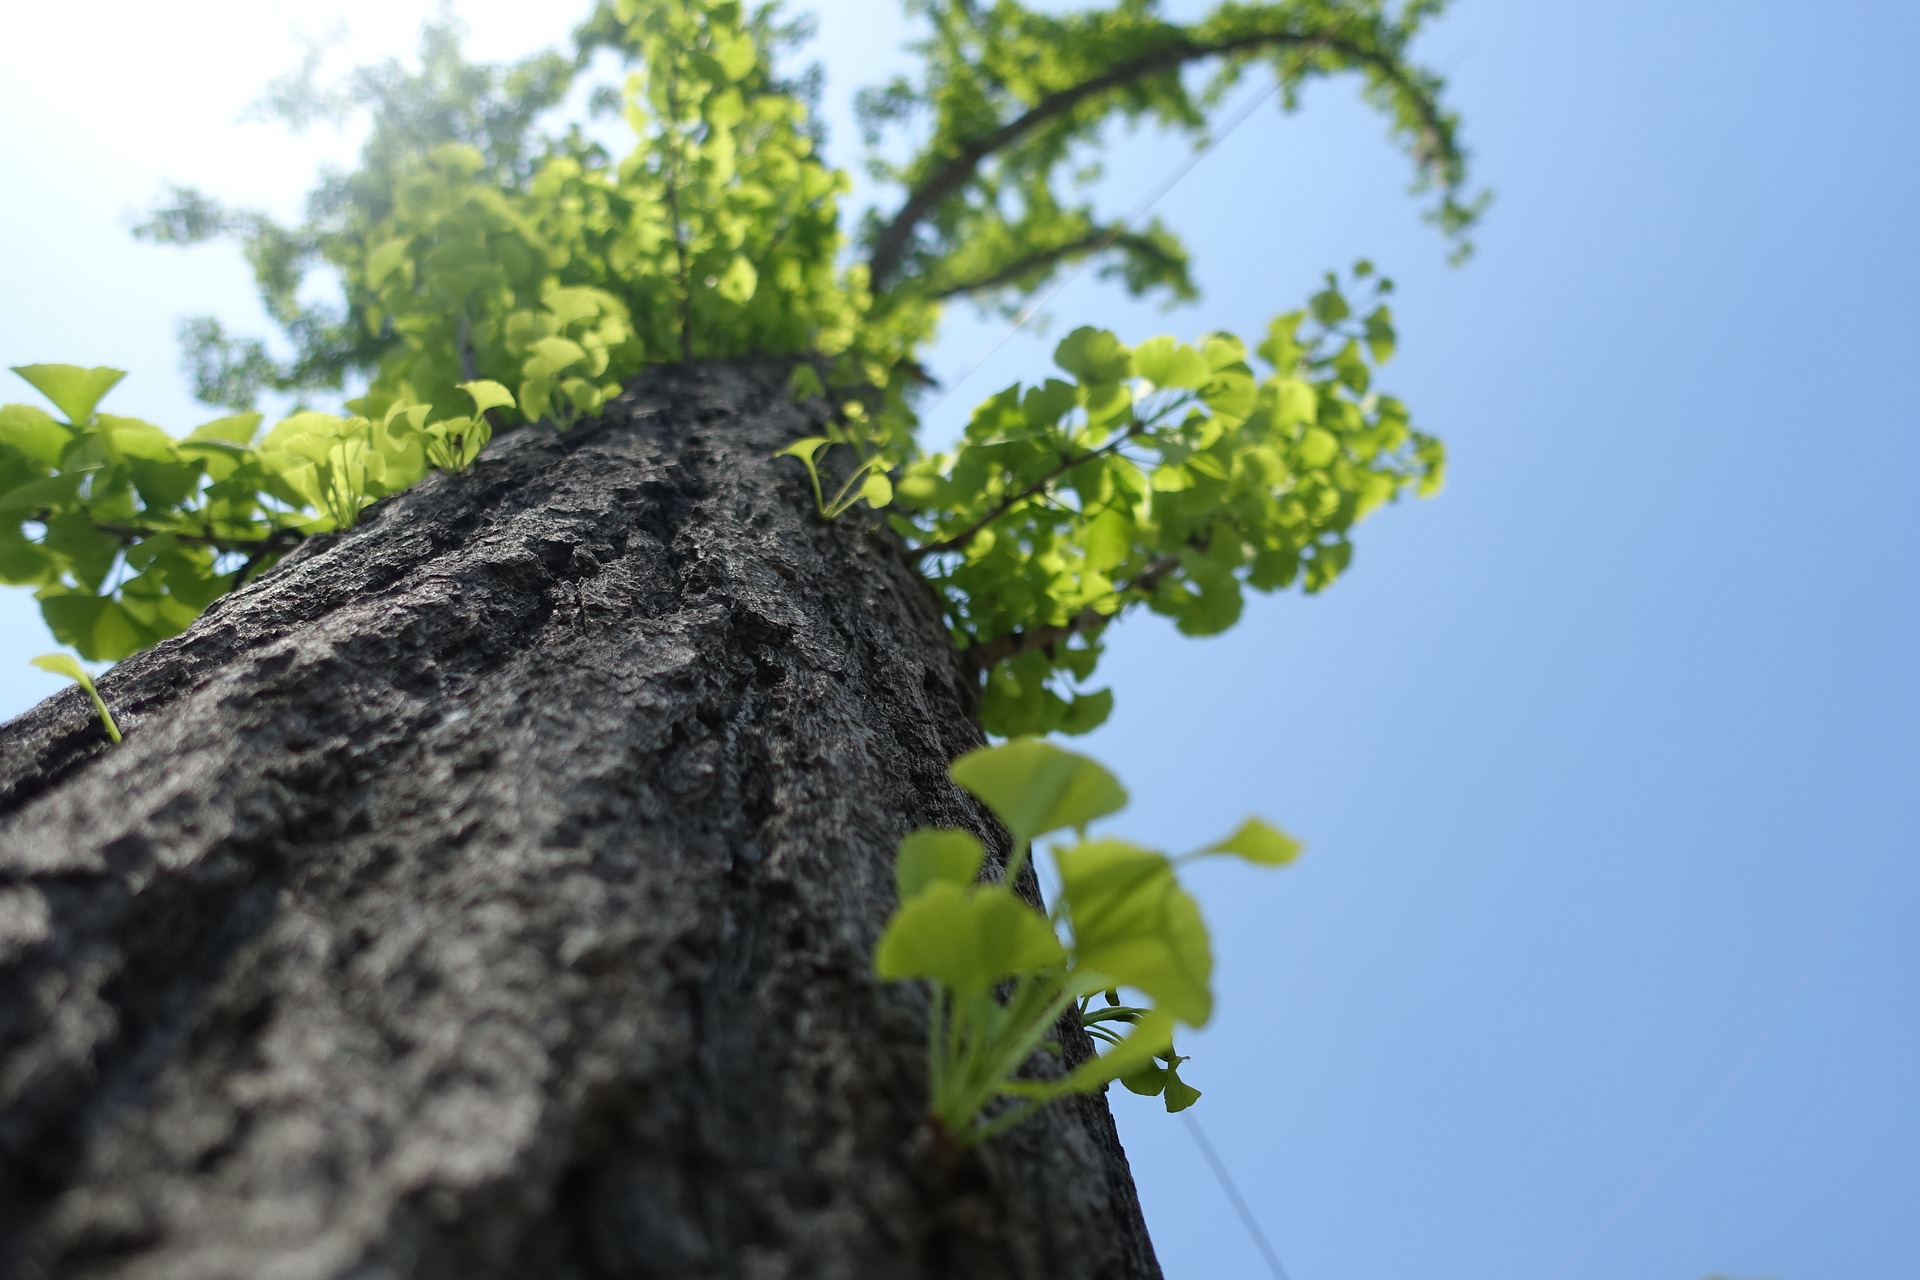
[923,228,1182,302]
[867,27,1449,297]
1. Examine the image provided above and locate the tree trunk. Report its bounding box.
[0,363,1162,1280]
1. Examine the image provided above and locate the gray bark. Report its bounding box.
[0,363,1161,1280]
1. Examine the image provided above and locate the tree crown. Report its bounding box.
[1,0,1476,740]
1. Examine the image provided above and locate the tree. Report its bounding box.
[0,1,1478,1274]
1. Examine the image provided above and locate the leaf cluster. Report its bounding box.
[15,0,1475,722]
[875,737,1300,1144]
[0,365,505,660]
[859,0,1485,319]
[892,266,1439,736]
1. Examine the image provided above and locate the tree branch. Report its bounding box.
[910,419,1154,562]
[91,522,306,557]
[867,27,1447,297]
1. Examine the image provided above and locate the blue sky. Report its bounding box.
[2,3,1915,1277]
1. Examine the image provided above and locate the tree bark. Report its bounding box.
[0,363,1162,1280]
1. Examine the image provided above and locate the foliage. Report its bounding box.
[857,0,1484,318]
[29,652,121,743]
[6,0,1476,1141]
[0,365,501,660]
[899,265,1440,736]
[5,0,1476,731]
[875,737,1300,1143]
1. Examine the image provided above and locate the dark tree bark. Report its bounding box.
[0,363,1162,1280]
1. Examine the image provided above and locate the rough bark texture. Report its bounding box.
[0,363,1162,1280]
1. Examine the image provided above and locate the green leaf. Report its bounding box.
[1053,327,1133,386]
[365,238,412,289]
[44,513,120,591]
[715,255,758,304]
[873,882,1065,997]
[0,403,75,465]
[1056,837,1212,1026]
[1364,305,1397,363]
[0,529,56,585]
[28,651,88,683]
[1200,817,1302,866]
[458,380,516,415]
[1059,687,1115,736]
[1309,285,1350,326]
[187,412,263,445]
[1271,379,1317,427]
[528,336,588,374]
[787,364,825,402]
[38,590,145,662]
[1162,1060,1202,1112]
[1298,426,1338,468]
[950,737,1128,842]
[775,436,827,461]
[895,828,986,901]
[1053,1006,1176,1093]
[30,652,120,743]
[711,28,757,80]
[1084,507,1133,573]
[0,470,90,517]
[860,471,892,508]
[1201,371,1258,423]
[1132,336,1210,390]
[1121,1059,1168,1096]
[11,365,125,425]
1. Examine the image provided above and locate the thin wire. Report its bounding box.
[916,78,1284,425]
[1539,749,1919,1280]
[1183,1110,1295,1280]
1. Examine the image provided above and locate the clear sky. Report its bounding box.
[2,3,1915,1278]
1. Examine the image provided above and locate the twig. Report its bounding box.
[911,420,1154,561]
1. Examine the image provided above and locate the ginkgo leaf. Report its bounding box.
[1200,817,1303,867]
[895,828,985,901]
[950,737,1127,842]
[1053,327,1133,386]
[775,436,827,461]
[0,403,75,465]
[12,365,125,425]
[873,882,1064,997]
[458,380,516,415]
[1056,837,1212,1026]
[30,651,122,743]
[187,412,263,445]
[1132,336,1210,390]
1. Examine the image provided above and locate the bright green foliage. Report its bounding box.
[29,652,121,743]
[874,738,1300,1143]
[11,0,1476,708]
[9,0,1477,1153]
[340,0,923,439]
[858,0,1483,312]
[0,365,496,659]
[897,268,1441,736]
[140,0,927,451]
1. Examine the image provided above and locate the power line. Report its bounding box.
[1184,1110,1295,1280]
